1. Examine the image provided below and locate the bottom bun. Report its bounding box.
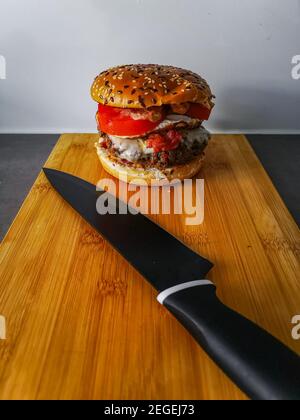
[96,144,205,185]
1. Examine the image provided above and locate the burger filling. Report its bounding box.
[97,115,210,170]
[96,103,211,170]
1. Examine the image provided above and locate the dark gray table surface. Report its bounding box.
[247,135,299,227]
[0,134,299,240]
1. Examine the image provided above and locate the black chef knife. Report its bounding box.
[43,168,300,400]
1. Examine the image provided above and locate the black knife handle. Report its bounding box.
[159,282,300,400]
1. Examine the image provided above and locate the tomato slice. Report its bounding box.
[186,103,212,120]
[97,104,165,136]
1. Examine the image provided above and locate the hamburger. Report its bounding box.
[91,64,214,184]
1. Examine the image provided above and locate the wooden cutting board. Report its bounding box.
[0,134,299,400]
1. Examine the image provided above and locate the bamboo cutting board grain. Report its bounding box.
[0,134,299,400]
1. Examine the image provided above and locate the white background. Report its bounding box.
[0,0,299,133]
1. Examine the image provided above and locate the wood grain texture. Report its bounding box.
[0,134,299,400]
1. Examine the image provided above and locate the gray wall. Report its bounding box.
[0,0,300,133]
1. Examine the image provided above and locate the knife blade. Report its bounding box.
[43,168,300,400]
[43,168,212,291]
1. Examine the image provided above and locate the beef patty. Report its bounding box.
[97,125,210,170]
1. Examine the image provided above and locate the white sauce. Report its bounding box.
[154,114,196,131]
[183,126,210,149]
[107,136,144,161]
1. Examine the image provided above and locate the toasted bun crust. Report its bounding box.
[91,64,214,111]
[96,144,205,186]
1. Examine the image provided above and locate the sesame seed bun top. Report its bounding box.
[91,64,214,110]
